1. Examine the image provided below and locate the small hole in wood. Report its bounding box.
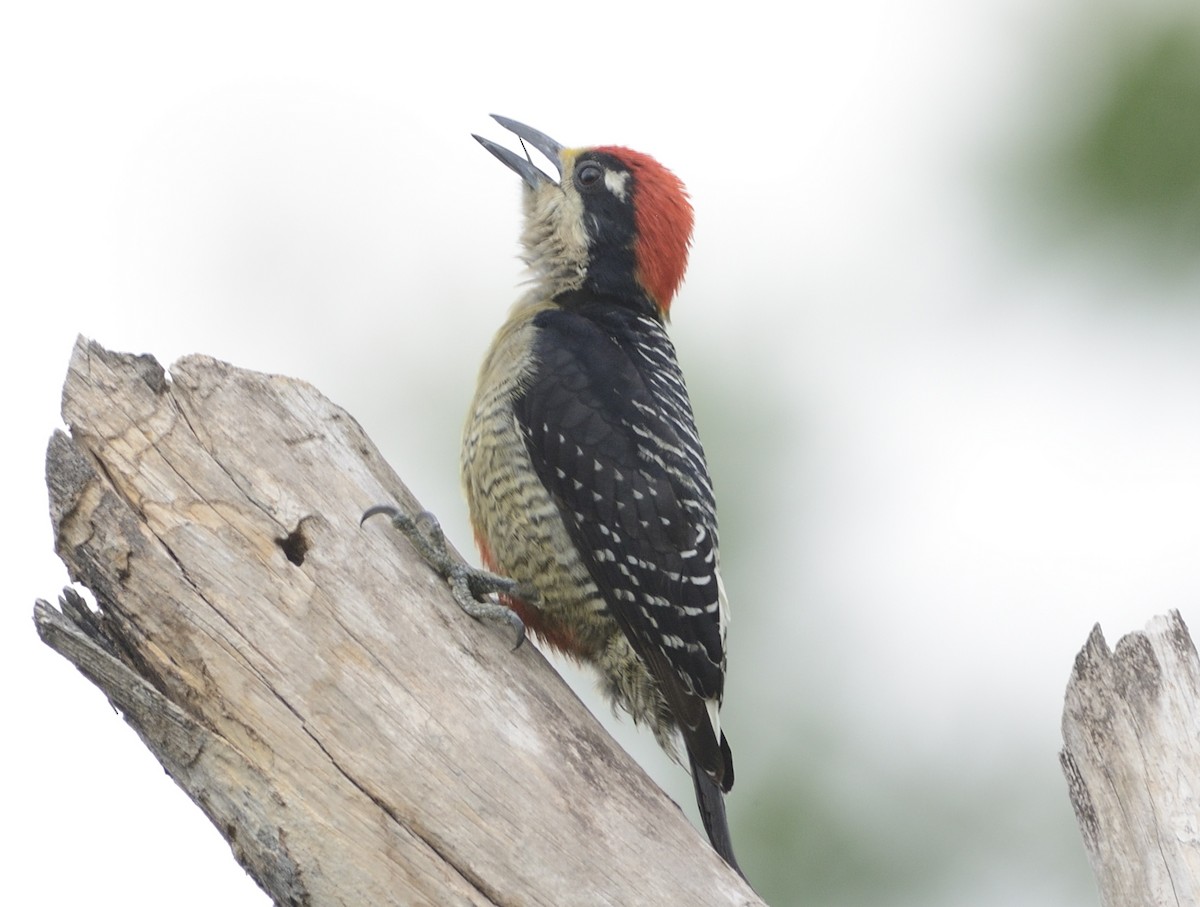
[278,525,310,566]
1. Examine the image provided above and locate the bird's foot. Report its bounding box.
[361,504,532,649]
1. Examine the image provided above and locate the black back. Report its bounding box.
[514,290,730,782]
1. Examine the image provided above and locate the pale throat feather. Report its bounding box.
[518,182,590,298]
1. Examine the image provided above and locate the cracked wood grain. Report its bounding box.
[39,336,760,907]
[1061,611,1200,906]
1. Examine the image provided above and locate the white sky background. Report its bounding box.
[4,1,1199,905]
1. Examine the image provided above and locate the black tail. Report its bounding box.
[688,747,746,880]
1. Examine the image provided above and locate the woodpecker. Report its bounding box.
[366,115,742,876]
[469,114,742,873]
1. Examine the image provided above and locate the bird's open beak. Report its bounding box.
[473,115,564,189]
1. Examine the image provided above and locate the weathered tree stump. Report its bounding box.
[36,336,760,906]
[1061,611,1200,906]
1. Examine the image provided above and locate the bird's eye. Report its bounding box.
[575,162,603,189]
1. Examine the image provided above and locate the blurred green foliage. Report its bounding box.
[1038,14,1200,272]
[1074,27,1200,237]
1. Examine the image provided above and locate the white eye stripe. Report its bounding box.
[604,169,630,200]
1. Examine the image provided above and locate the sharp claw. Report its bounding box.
[509,611,526,651]
[362,504,420,539]
[361,503,401,526]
